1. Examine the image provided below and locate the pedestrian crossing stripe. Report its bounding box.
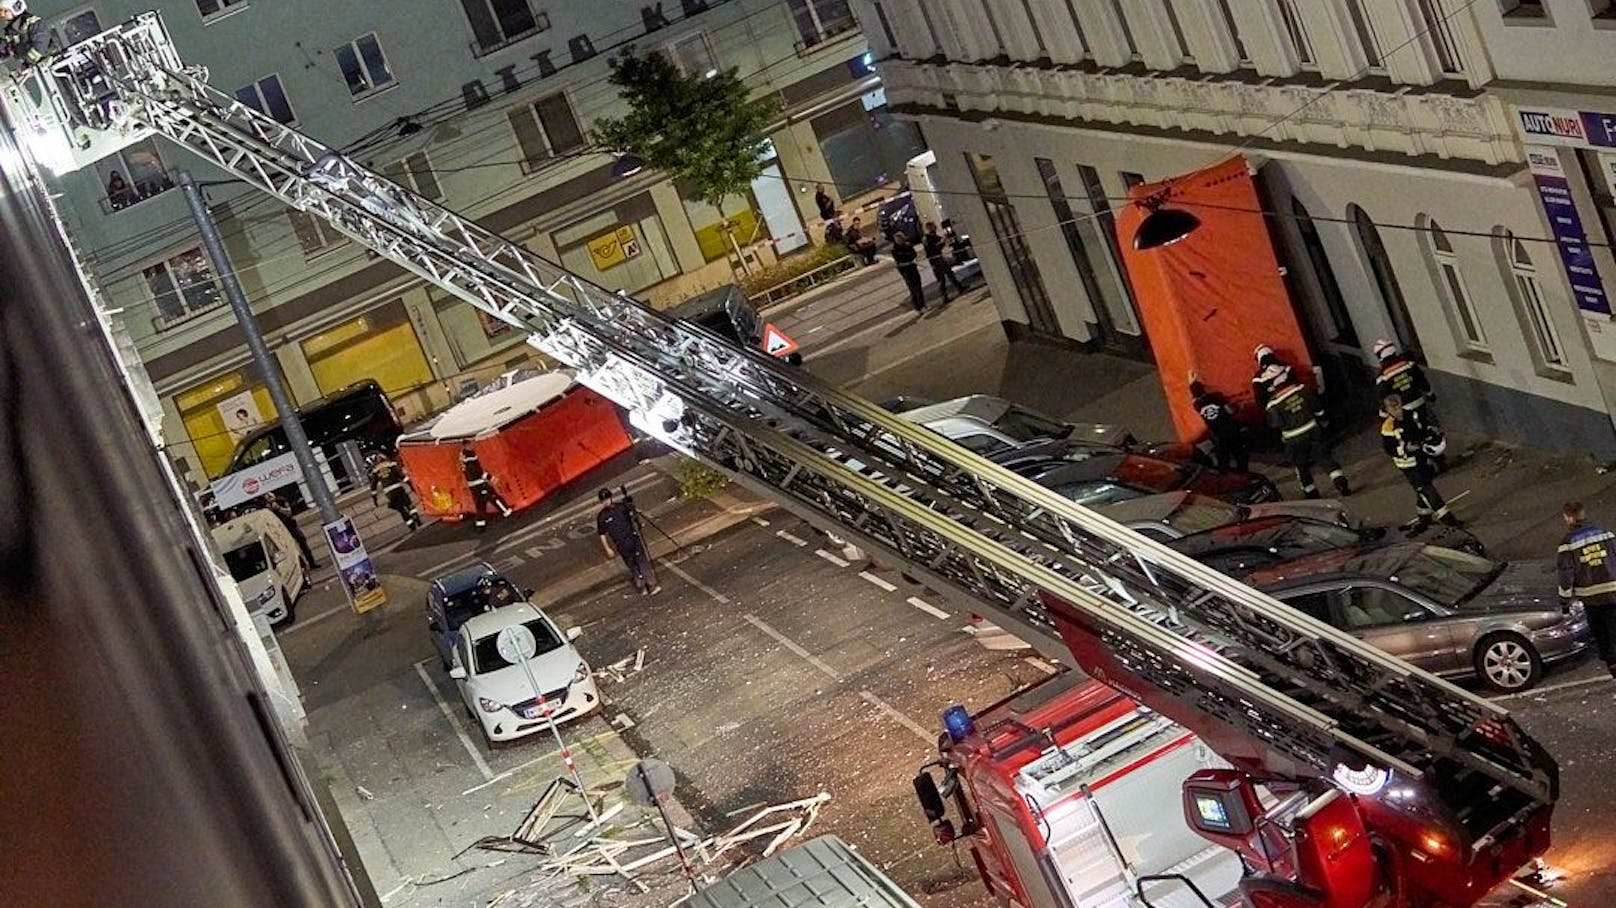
[761,323,798,358]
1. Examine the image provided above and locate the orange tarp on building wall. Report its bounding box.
[1116,157,1315,444]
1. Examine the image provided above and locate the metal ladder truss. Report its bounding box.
[48,10,1552,840]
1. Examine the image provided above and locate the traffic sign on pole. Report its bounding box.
[761,323,798,359]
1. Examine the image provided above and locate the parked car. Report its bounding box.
[447,603,600,744]
[1244,543,1589,692]
[875,191,921,243]
[426,562,525,669]
[898,394,1136,457]
[1009,450,1280,507]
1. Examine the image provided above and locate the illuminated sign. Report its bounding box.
[1331,762,1391,796]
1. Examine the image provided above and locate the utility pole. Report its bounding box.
[177,170,340,524]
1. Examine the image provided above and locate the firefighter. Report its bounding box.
[1251,344,1292,410]
[0,0,49,71]
[459,442,511,529]
[368,451,420,531]
[1372,339,1446,472]
[1188,371,1248,472]
[1557,500,1616,680]
[1380,394,1460,531]
[1265,366,1350,499]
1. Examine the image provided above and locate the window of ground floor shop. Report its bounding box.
[678,181,769,263]
[810,98,927,203]
[553,193,679,293]
[299,299,434,402]
[175,371,278,478]
[429,285,530,384]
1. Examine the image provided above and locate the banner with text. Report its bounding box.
[211,451,301,510]
[1526,145,1616,360]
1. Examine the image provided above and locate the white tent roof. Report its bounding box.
[404,369,575,442]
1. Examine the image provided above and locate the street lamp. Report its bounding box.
[1133,192,1201,251]
[611,153,645,179]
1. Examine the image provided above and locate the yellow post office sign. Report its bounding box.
[587,225,641,271]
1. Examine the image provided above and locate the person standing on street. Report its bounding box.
[891,230,927,312]
[368,451,420,531]
[263,492,320,568]
[922,222,965,304]
[814,183,836,222]
[597,488,660,595]
[1189,372,1249,472]
[460,442,511,530]
[1558,501,1616,681]
[1372,339,1446,472]
[1265,367,1350,499]
[1380,394,1459,531]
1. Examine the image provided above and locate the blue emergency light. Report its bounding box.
[942,705,975,743]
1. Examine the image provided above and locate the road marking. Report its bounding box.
[279,600,350,636]
[907,596,949,619]
[662,560,730,604]
[1493,673,1609,701]
[751,517,771,527]
[815,549,850,567]
[743,613,841,681]
[413,660,493,782]
[492,555,523,573]
[776,530,808,547]
[859,571,897,592]
[612,714,636,730]
[859,691,935,744]
[1023,656,1058,675]
[459,730,622,795]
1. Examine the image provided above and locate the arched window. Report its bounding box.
[1350,205,1421,353]
[1502,231,1568,369]
[1425,219,1486,351]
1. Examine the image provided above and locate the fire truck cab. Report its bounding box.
[915,671,1244,907]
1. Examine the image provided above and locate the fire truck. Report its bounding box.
[3,16,1561,907]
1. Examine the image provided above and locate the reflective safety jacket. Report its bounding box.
[369,461,407,496]
[1376,355,1433,410]
[3,14,49,66]
[1264,383,1323,444]
[1558,522,1616,606]
[1380,412,1432,471]
[460,450,488,486]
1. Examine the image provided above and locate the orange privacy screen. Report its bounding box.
[1116,157,1314,444]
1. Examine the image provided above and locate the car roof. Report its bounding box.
[1244,542,1424,589]
[460,602,544,639]
[432,561,503,597]
[898,394,1012,428]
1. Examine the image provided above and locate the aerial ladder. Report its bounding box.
[4,13,1560,907]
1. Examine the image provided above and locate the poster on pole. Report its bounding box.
[324,516,388,614]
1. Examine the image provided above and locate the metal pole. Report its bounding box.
[176,170,339,524]
[637,763,698,894]
[515,654,598,822]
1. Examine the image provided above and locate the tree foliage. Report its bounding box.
[593,48,778,211]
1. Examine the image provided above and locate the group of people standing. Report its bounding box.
[814,184,973,315]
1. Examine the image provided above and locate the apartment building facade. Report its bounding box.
[34,0,919,485]
[851,0,1616,456]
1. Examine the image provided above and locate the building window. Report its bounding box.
[52,8,101,47]
[668,32,717,77]
[1213,0,1249,64]
[1344,0,1385,70]
[1038,158,1141,351]
[1163,0,1194,63]
[968,154,1061,337]
[1350,204,1422,353]
[1500,0,1548,18]
[1277,0,1316,67]
[385,151,441,201]
[787,0,856,49]
[195,0,247,20]
[1415,0,1466,75]
[461,0,547,54]
[1502,231,1568,369]
[145,247,225,330]
[97,137,175,212]
[287,208,346,257]
[335,33,395,97]
[1425,220,1486,350]
[1110,0,1141,60]
[508,93,587,171]
[235,74,295,125]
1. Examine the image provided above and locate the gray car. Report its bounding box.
[1243,543,1589,693]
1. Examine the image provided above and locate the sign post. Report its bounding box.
[496,624,597,822]
[624,758,697,893]
[323,516,388,615]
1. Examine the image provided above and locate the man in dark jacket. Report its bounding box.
[1558,500,1616,679]
[263,491,320,568]
[891,230,926,312]
[0,0,49,70]
[1381,394,1458,531]
[1373,339,1446,472]
[597,488,660,594]
[922,222,965,304]
[1189,372,1248,472]
[813,184,836,221]
[1265,366,1350,499]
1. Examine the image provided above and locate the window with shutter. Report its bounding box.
[508,106,550,170]
[534,94,585,154]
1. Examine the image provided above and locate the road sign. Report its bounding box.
[761,323,798,359]
[624,758,678,807]
[496,624,538,664]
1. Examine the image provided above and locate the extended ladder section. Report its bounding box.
[28,12,1554,856]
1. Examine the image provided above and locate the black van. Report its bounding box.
[668,285,802,364]
[221,380,402,490]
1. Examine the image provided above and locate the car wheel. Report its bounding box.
[1474,633,1542,693]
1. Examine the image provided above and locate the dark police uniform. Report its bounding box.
[1189,380,1248,472]
[597,499,656,593]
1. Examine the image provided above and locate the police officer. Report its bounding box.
[0,0,49,70]
[1557,501,1616,681]
[1265,366,1350,499]
[460,442,511,529]
[1251,344,1292,410]
[1381,394,1459,531]
[597,488,659,595]
[1188,371,1248,472]
[922,222,964,304]
[368,452,420,531]
[1372,339,1446,472]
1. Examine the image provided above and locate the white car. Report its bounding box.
[447,603,601,744]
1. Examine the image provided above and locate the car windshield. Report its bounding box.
[1054,480,1147,508]
[1389,546,1502,607]
[471,618,564,674]
[1189,518,1361,555]
[990,404,1072,443]
[223,540,269,581]
[444,579,523,627]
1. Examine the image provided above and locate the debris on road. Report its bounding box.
[594,648,648,684]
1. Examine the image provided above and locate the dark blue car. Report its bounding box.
[426,562,525,669]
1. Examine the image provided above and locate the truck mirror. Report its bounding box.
[913,770,955,844]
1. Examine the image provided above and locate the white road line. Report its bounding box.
[492,555,523,573]
[743,613,841,681]
[1023,656,1058,675]
[459,730,620,795]
[413,661,493,782]
[662,560,730,604]
[776,530,808,547]
[279,601,350,636]
[907,596,949,619]
[751,517,771,527]
[1493,674,1609,701]
[859,571,897,592]
[859,691,935,744]
[815,549,850,568]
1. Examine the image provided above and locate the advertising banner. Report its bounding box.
[324,516,387,614]
[1525,145,1616,362]
[211,451,301,510]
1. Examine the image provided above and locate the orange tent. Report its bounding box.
[1116,157,1315,444]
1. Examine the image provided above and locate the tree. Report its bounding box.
[594,48,778,272]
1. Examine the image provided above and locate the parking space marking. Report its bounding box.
[280,600,350,636]
[859,571,897,592]
[1023,656,1059,675]
[492,555,524,573]
[662,560,731,604]
[459,730,621,795]
[413,660,494,782]
[1493,673,1608,701]
[859,691,935,744]
[776,530,808,547]
[751,517,771,527]
[743,614,842,681]
[815,549,850,568]
[907,596,949,620]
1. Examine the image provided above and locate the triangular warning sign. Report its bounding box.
[761,323,799,358]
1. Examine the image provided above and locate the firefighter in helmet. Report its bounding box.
[0,0,49,71]
[1380,393,1459,531]
[1265,365,1350,499]
[1250,343,1292,410]
[368,451,420,531]
[460,442,512,529]
[1372,339,1446,472]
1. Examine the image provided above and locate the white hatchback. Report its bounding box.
[448,603,601,743]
